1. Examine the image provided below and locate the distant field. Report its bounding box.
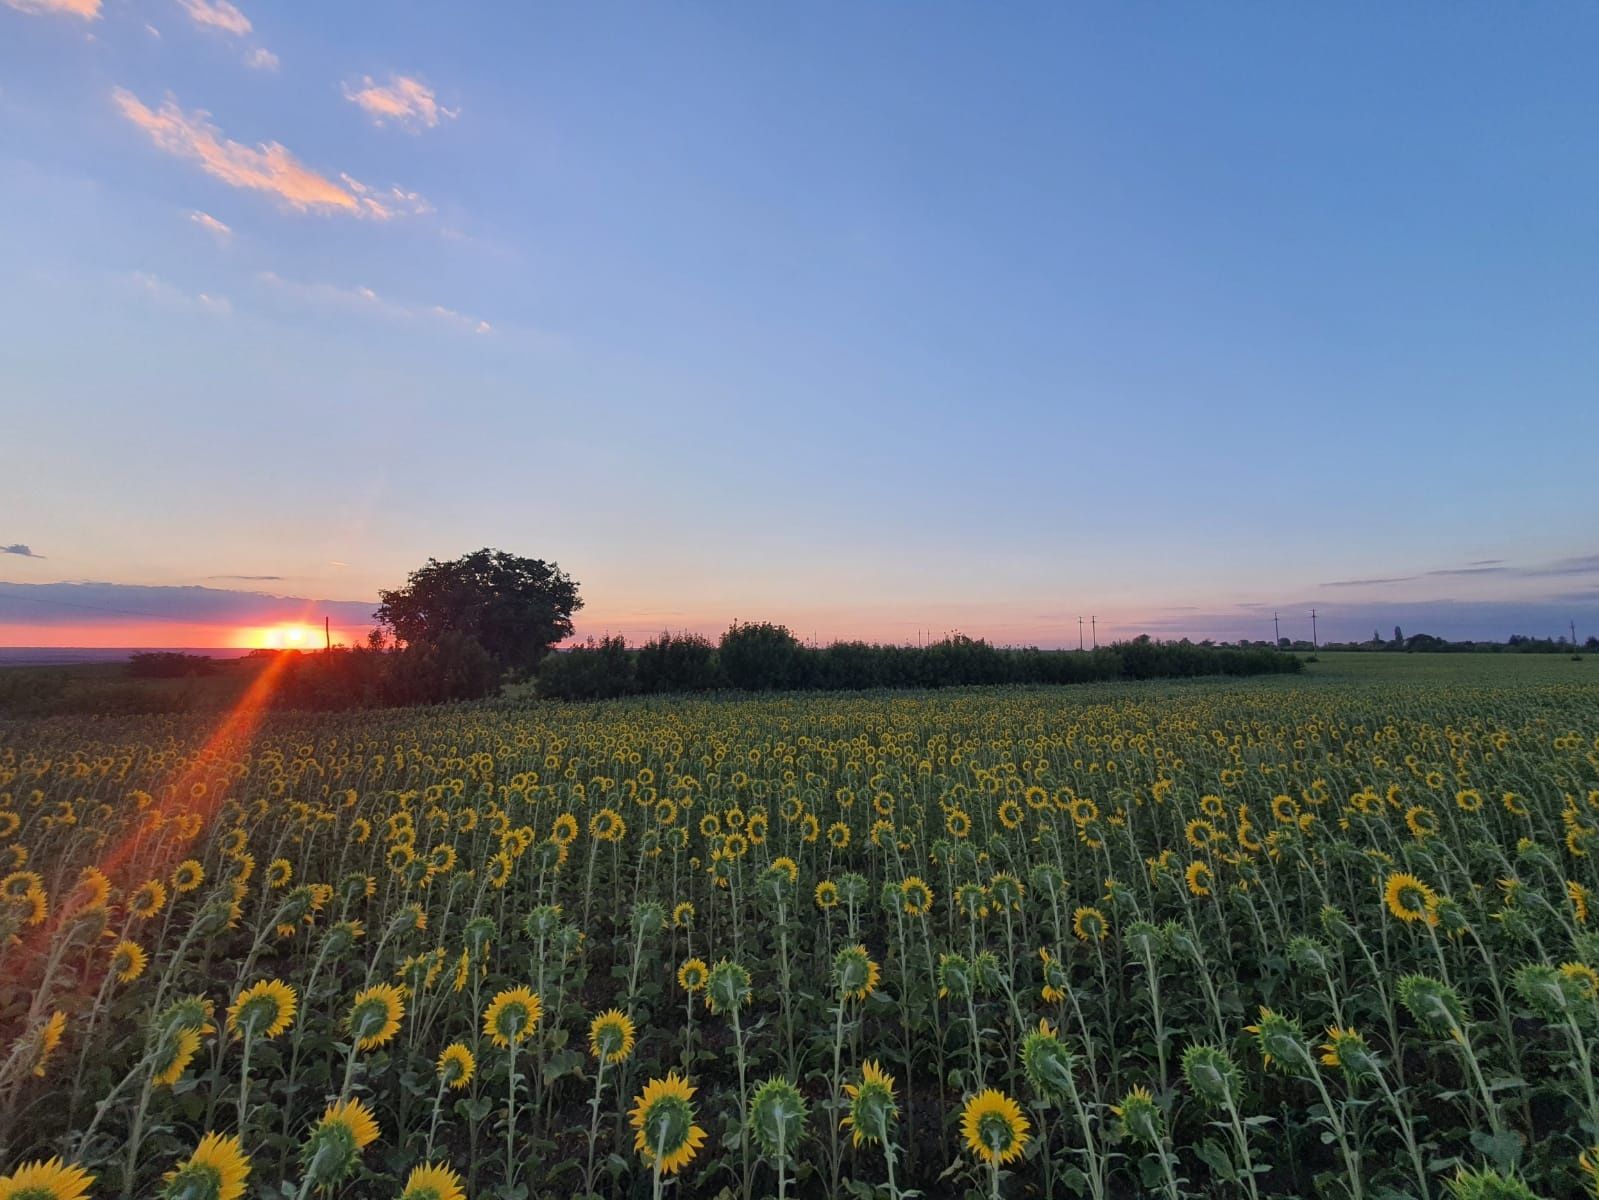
[1302,650,1591,684]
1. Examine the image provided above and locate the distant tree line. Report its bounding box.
[536,623,1301,701]
[1304,628,1597,654]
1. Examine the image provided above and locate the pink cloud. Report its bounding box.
[3,0,100,17]
[176,0,250,36]
[113,88,427,220]
[188,209,232,238]
[343,73,457,131]
[244,46,278,71]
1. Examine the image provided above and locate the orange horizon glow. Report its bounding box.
[0,620,372,650]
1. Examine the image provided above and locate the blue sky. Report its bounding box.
[2,2,1596,647]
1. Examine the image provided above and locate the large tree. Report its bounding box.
[374,548,582,675]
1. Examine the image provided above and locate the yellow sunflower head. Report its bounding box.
[482,986,542,1049]
[629,1072,707,1177]
[960,1088,1031,1166]
[301,1098,380,1189]
[840,1060,897,1146]
[0,1157,95,1200]
[437,1042,476,1089]
[398,1163,465,1200]
[589,1008,637,1065]
[227,979,297,1041]
[161,1132,250,1200]
[347,983,405,1051]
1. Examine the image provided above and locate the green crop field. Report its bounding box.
[1,656,1596,1199]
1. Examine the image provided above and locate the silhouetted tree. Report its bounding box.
[374,548,581,675]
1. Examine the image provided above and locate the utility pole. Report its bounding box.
[1571,619,1578,647]
[324,616,331,652]
[1274,612,1281,646]
[1078,616,1083,651]
[1091,615,1097,648]
[1310,609,1318,649]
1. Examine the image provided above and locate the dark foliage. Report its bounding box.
[126,652,217,678]
[537,627,1301,700]
[374,547,581,675]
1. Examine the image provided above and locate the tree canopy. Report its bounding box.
[373,548,581,674]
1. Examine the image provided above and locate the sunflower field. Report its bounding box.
[1,663,1597,1199]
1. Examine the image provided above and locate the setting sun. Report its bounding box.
[252,623,321,650]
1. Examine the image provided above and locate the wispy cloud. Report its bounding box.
[127,270,232,314]
[207,574,281,581]
[175,0,249,35]
[343,73,457,132]
[1321,552,1599,592]
[258,270,491,334]
[0,580,375,627]
[244,46,277,71]
[3,0,100,19]
[3,544,45,559]
[1321,575,1416,588]
[113,88,427,220]
[188,209,232,239]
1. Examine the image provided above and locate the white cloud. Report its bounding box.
[188,209,232,239]
[244,46,278,71]
[3,0,100,19]
[257,270,490,334]
[126,270,232,314]
[343,73,457,132]
[113,88,427,220]
[175,0,249,36]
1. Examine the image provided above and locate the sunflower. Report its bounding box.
[111,939,148,984]
[129,879,168,919]
[814,880,840,910]
[960,1088,1031,1166]
[827,821,851,849]
[172,860,205,894]
[1038,947,1069,1004]
[266,858,293,888]
[590,807,626,842]
[1404,805,1438,840]
[1071,905,1107,943]
[770,856,799,885]
[0,1157,95,1200]
[1112,1085,1163,1144]
[705,960,752,1014]
[228,979,297,1040]
[945,808,972,839]
[32,1011,66,1077]
[677,958,708,994]
[347,983,405,1050]
[482,986,542,1048]
[589,1008,637,1065]
[301,1098,380,1188]
[544,811,576,846]
[997,799,1024,831]
[1570,881,1591,925]
[1185,860,1213,897]
[629,1072,707,1177]
[833,944,881,1002]
[152,1027,204,1087]
[840,1059,898,1146]
[71,866,111,912]
[672,901,696,929]
[437,1042,475,1089]
[899,876,934,916]
[398,1163,466,1200]
[1319,1025,1376,1076]
[1383,871,1438,925]
[160,1132,250,1200]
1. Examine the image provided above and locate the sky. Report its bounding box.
[2,2,1597,650]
